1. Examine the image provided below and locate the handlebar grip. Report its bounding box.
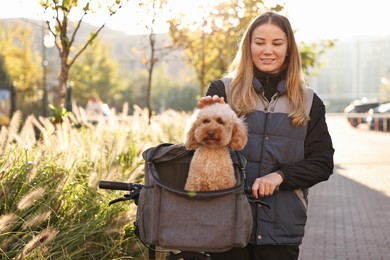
[99,181,136,191]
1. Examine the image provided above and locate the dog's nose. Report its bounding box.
[207,131,215,138]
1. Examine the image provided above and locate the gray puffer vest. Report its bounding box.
[221,77,314,246]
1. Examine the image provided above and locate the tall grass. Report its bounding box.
[0,104,191,259]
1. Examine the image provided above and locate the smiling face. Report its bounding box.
[251,23,288,74]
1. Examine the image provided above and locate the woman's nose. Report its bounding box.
[263,45,273,54]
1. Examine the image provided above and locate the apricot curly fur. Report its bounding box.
[183,103,248,191]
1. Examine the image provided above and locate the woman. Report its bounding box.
[199,12,335,260]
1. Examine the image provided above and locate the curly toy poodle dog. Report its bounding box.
[184,102,248,191]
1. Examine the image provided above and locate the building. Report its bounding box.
[308,35,390,112]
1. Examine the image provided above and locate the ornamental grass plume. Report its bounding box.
[0,111,22,153]
[0,213,18,232]
[5,111,22,146]
[18,115,37,147]
[0,105,192,259]
[17,187,46,210]
[17,227,58,260]
[0,126,7,151]
[31,116,51,145]
[22,211,51,230]
[88,171,99,187]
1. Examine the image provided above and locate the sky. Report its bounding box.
[1,0,390,42]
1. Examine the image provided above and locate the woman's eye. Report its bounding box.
[273,41,285,46]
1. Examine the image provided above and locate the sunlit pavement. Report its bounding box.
[299,114,390,260]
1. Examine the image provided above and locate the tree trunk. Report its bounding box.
[147,32,156,125]
[54,57,70,108]
[146,55,155,125]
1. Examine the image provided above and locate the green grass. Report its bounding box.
[0,105,190,259]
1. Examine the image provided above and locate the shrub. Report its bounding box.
[0,105,190,259]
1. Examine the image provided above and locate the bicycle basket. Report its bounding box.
[135,143,253,252]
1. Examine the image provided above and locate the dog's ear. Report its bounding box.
[184,117,200,150]
[229,117,248,150]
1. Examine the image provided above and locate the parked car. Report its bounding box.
[366,102,390,131]
[344,99,380,127]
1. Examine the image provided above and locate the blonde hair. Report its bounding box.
[227,12,309,127]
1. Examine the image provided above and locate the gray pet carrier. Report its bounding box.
[135,143,253,252]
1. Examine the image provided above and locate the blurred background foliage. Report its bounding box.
[0,1,334,258]
[0,0,333,123]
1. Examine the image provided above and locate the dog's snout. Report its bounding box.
[207,131,215,138]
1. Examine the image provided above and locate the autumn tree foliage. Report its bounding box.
[39,0,129,109]
[168,0,333,95]
[168,0,282,95]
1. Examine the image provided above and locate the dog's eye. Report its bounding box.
[216,117,224,125]
[203,119,211,124]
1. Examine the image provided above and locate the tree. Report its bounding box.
[136,0,171,123]
[168,14,211,97]
[299,40,335,79]
[39,0,128,110]
[151,64,198,112]
[69,40,127,106]
[168,0,283,96]
[0,23,42,94]
[169,0,333,96]
[0,22,43,116]
[0,56,11,88]
[0,56,12,124]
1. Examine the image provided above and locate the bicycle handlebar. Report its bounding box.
[98,180,144,191]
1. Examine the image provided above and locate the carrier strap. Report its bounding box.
[143,143,188,162]
[144,143,246,169]
[144,143,247,198]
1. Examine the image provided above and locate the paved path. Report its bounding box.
[299,114,390,260]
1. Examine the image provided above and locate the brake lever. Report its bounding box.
[108,190,141,206]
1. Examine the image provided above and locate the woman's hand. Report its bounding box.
[197,95,225,108]
[252,172,283,198]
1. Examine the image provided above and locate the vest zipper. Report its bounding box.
[258,94,280,177]
[269,94,280,112]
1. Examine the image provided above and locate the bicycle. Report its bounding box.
[99,179,270,260]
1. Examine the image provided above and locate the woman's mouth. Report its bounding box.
[260,58,275,64]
